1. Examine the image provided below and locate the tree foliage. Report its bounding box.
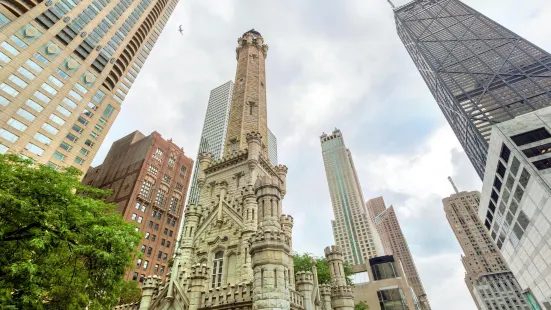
[0,154,142,309]
[355,301,369,310]
[293,252,354,285]
[118,281,142,305]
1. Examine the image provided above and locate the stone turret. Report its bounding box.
[179,205,201,274]
[319,284,332,310]
[249,229,292,310]
[296,271,315,310]
[188,264,209,310]
[139,276,159,310]
[280,214,294,289]
[240,184,258,283]
[196,152,213,189]
[274,165,288,197]
[255,175,283,230]
[325,246,354,310]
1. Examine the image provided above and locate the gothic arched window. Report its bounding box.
[211,251,224,288]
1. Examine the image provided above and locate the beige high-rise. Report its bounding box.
[366,197,431,310]
[444,191,530,310]
[0,0,176,171]
[320,129,381,265]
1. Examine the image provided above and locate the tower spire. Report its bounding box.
[448,176,459,194]
[224,30,269,157]
[387,0,395,9]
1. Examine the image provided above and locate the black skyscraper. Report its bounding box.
[394,0,551,179]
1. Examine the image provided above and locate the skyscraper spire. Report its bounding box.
[224,30,269,157]
[448,176,459,194]
[387,0,395,9]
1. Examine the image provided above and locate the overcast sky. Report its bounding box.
[92,0,551,309]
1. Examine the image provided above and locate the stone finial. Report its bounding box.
[198,152,214,165]
[184,204,201,216]
[190,263,209,278]
[142,276,158,291]
[319,284,332,296]
[296,271,314,285]
[324,245,343,257]
[280,215,294,228]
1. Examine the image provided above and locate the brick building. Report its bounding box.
[82,130,192,282]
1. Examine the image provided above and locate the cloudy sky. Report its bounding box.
[91,0,551,309]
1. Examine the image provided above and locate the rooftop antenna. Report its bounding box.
[387,0,395,9]
[448,176,459,194]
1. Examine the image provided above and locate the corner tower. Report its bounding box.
[224,29,269,157]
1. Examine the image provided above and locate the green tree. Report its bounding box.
[118,281,142,305]
[293,252,354,285]
[0,154,142,309]
[355,301,369,310]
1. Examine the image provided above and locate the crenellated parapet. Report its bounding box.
[296,271,314,310]
[254,175,284,230]
[331,286,354,299]
[249,229,291,254]
[138,276,162,310]
[199,282,254,308]
[319,284,332,310]
[204,150,249,174]
[319,284,331,297]
[236,29,268,60]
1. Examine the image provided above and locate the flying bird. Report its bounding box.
[178,25,183,35]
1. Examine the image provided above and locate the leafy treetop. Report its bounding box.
[0,154,142,309]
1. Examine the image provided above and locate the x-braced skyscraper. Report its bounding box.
[393,0,551,179]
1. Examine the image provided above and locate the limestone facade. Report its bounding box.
[116,30,356,310]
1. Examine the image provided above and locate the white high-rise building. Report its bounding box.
[320,128,381,265]
[267,127,277,166]
[187,80,233,205]
[478,106,551,309]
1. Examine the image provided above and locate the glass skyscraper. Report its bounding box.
[321,128,381,265]
[0,0,177,171]
[267,127,277,166]
[187,80,233,205]
[394,0,551,179]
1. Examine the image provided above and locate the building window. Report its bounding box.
[103,104,114,118]
[152,148,163,161]
[169,197,179,213]
[50,114,65,126]
[26,143,44,156]
[7,118,27,131]
[511,128,551,147]
[84,139,94,147]
[42,123,58,135]
[148,165,158,175]
[26,99,43,112]
[52,152,65,162]
[156,189,167,206]
[140,180,152,198]
[143,260,148,270]
[180,166,186,178]
[0,129,18,143]
[80,148,89,156]
[137,216,143,223]
[131,213,137,220]
[211,251,223,288]
[145,232,150,239]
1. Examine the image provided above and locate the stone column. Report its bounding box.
[139,276,158,310]
[319,284,332,310]
[196,152,213,194]
[280,214,295,289]
[188,264,208,310]
[296,271,314,310]
[240,185,257,283]
[250,175,291,310]
[179,205,201,275]
[325,246,354,310]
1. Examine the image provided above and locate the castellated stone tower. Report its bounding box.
[225,30,269,158]
[325,246,354,310]
[116,29,356,310]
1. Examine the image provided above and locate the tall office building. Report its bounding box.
[321,128,381,265]
[393,0,551,179]
[0,0,177,171]
[187,81,233,205]
[82,130,193,282]
[366,197,431,310]
[267,127,277,165]
[443,190,529,310]
[477,106,551,308]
